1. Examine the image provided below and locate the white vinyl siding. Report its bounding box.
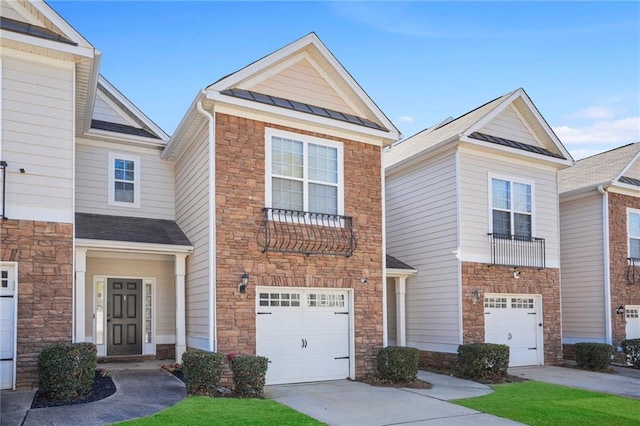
[1,55,74,221]
[251,58,356,116]
[459,148,560,268]
[75,139,174,219]
[1,0,27,22]
[175,127,210,347]
[622,160,640,181]
[478,104,538,147]
[559,192,606,341]
[386,149,460,352]
[92,92,136,126]
[84,256,175,342]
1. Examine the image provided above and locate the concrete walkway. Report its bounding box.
[509,365,640,399]
[1,364,185,426]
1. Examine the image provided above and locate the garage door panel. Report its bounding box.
[626,307,640,340]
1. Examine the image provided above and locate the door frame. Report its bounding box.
[93,275,156,357]
[255,286,356,383]
[626,305,640,340]
[0,262,18,390]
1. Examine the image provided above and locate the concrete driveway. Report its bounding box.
[266,372,523,426]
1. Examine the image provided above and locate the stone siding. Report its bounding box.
[213,113,384,379]
[1,219,73,389]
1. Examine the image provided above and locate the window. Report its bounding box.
[491,177,533,238]
[266,129,343,215]
[108,153,140,208]
[628,210,640,259]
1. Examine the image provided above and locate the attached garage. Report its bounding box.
[256,287,353,385]
[626,306,640,340]
[0,264,17,390]
[484,294,544,366]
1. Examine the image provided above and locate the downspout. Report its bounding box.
[598,185,612,345]
[196,100,217,352]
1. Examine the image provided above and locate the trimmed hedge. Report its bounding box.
[457,343,509,381]
[231,355,269,398]
[38,342,97,401]
[182,350,224,396]
[574,342,612,370]
[376,346,419,383]
[621,338,640,369]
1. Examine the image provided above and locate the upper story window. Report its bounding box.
[108,152,140,208]
[491,177,533,238]
[265,128,343,215]
[628,209,640,259]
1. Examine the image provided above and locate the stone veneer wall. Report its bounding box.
[213,114,384,379]
[461,262,563,365]
[608,192,640,358]
[0,220,73,389]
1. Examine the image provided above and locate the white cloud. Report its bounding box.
[553,117,640,145]
[398,116,415,124]
[567,106,617,120]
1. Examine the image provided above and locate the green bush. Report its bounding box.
[231,355,269,397]
[574,342,612,370]
[376,346,419,383]
[181,350,224,396]
[621,338,640,369]
[38,342,97,401]
[457,343,509,381]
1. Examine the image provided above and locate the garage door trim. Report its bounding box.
[0,262,18,391]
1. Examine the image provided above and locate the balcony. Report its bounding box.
[627,258,640,284]
[257,208,356,257]
[488,233,546,269]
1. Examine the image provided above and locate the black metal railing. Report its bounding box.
[488,233,546,268]
[257,208,356,256]
[627,258,640,284]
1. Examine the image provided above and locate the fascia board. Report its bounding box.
[0,29,95,58]
[384,135,460,172]
[82,50,101,134]
[559,185,607,202]
[31,0,94,48]
[85,128,167,149]
[610,181,640,195]
[613,150,640,182]
[458,135,573,167]
[207,90,398,141]
[386,268,418,277]
[76,239,193,254]
[161,91,206,160]
[463,90,517,136]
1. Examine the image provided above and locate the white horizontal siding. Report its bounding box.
[458,147,560,267]
[250,58,356,116]
[386,150,460,352]
[92,92,134,126]
[559,192,606,340]
[1,0,27,22]
[1,55,74,221]
[75,139,175,219]
[479,104,538,146]
[175,126,211,345]
[623,159,640,180]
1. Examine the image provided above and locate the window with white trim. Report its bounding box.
[491,177,532,238]
[266,129,343,215]
[108,153,140,208]
[628,210,640,259]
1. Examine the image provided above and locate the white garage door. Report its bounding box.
[0,264,16,390]
[626,306,640,340]
[484,294,543,367]
[256,287,351,385]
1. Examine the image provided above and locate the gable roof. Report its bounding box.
[164,33,399,161]
[385,88,573,170]
[559,142,640,194]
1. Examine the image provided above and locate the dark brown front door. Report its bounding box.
[107,279,142,356]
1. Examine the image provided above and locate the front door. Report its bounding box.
[107,279,142,356]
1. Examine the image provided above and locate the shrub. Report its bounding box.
[231,355,269,397]
[181,350,224,396]
[574,342,612,370]
[621,338,640,369]
[376,346,419,383]
[457,343,509,381]
[38,342,97,401]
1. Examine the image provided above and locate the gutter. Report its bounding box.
[598,185,612,345]
[196,100,217,352]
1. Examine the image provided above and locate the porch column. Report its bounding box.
[75,248,87,342]
[395,277,407,346]
[175,254,187,363]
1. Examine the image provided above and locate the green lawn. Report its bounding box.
[115,396,324,426]
[453,381,640,425]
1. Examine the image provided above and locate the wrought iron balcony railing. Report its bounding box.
[488,233,546,269]
[257,208,356,257]
[627,258,640,284]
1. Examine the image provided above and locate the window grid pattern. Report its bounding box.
[628,212,640,259]
[114,158,135,203]
[259,292,301,307]
[511,298,535,309]
[484,297,508,308]
[307,293,345,308]
[492,178,532,238]
[144,283,152,344]
[1,270,7,289]
[626,309,639,319]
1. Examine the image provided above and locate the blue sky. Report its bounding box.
[50,1,639,159]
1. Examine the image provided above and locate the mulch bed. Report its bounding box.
[358,373,433,389]
[31,369,116,409]
[421,365,527,384]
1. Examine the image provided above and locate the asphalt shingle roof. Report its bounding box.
[91,120,160,139]
[386,254,415,270]
[76,213,192,246]
[1,16,76,45]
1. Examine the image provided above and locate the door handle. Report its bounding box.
[508,333,512,340]
[301,338,308,348]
